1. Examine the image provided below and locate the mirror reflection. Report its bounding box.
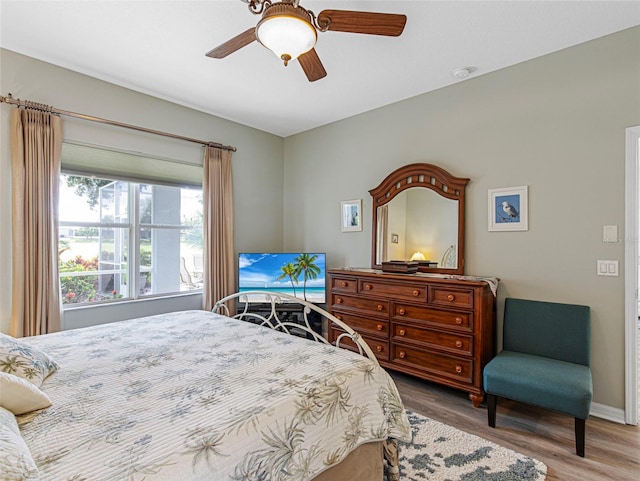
[375,188,458,268]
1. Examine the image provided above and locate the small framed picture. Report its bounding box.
[488,186,528,231]
[341,199,362,232]
[391,233,399,244]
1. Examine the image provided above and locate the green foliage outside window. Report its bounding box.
[59,256,99,304]
[59,254,124,304]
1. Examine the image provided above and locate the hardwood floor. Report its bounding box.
[392,372,640,481]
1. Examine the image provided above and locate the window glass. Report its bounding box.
[59,177,119,224]
[59,174,203,306]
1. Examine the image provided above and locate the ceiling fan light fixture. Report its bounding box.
[256,3,317,66]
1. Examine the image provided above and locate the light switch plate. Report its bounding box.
[597,260,619,276]
[603,225,618,243]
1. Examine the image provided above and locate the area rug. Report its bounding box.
[398,410,547,480]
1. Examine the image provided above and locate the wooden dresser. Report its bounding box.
[328,268,496,407]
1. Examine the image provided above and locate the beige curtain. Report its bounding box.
[10,109,63,337]
[202,146,235,310]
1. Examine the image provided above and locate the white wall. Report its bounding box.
[283,26,640,411]
[0,48,285,332]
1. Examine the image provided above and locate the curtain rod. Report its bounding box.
[0,93,237,152]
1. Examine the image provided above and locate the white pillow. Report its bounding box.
[0,372,51,415]
[0,406,39,480]
[0,332,58,386]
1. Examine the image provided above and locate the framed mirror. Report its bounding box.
[370,163,469,275]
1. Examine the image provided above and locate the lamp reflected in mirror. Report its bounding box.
[410,251,426,261]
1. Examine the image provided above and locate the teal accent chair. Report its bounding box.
[483,298,592,457]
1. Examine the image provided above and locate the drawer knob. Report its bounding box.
[412,290,419,297]
[340,281,347,287]
[336,297,343,304]
[398,308,406,315]
[365,284,372,290]
[455,365,463,374]
[376,345,383,352]
[455,340,463,348]
[399,351,406,359]
[447,294,455,301]
[376,324,383,331]
[455,317,463,325]
[377,304,384,311]
[399,329,406,336]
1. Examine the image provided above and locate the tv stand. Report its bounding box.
[236,302,323,338]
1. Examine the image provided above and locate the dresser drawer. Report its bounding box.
[332,311,389,339]
[391,344,473,383]
[331,276,358,294]
[358,280,427,302]
[330,328,390,361]
[328,268,496,408]
[429,286,474,309]
[332,294,389,317]
[393,303,472,331]
[392,323,472,356]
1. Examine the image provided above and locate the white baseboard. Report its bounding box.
[590,402,626,424]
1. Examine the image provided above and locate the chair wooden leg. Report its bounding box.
[575,417,586,457]
[487,394,497,428]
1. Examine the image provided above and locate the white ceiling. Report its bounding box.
[1,1,639,137]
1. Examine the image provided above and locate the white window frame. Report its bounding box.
[59,173,203,307]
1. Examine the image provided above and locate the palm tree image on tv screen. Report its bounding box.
[238,253,326,303]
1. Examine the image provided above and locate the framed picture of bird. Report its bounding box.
[488,185,528,231]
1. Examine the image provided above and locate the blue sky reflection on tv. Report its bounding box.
[238,253,326,303]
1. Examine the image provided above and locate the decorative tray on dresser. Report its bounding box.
[327,268,498,407]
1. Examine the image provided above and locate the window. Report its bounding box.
[59,173,203,306]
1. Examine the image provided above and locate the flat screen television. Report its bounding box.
[238,252,326,304]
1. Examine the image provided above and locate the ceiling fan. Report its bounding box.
[205,0,407,82]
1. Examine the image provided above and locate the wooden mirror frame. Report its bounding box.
[369,163,470,275]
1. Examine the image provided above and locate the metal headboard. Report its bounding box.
[212,290,379,365]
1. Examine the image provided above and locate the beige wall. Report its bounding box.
[0,48,285,332]
[283,26,640,411]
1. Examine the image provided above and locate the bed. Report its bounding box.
[1,291,411,481]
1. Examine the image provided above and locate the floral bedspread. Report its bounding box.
[18,310,411,481]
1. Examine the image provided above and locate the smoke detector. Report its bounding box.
[452,67,472,80]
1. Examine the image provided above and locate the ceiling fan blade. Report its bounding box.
[205,27,256,59]
[298,49,327,82]
[317,10,406,36]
